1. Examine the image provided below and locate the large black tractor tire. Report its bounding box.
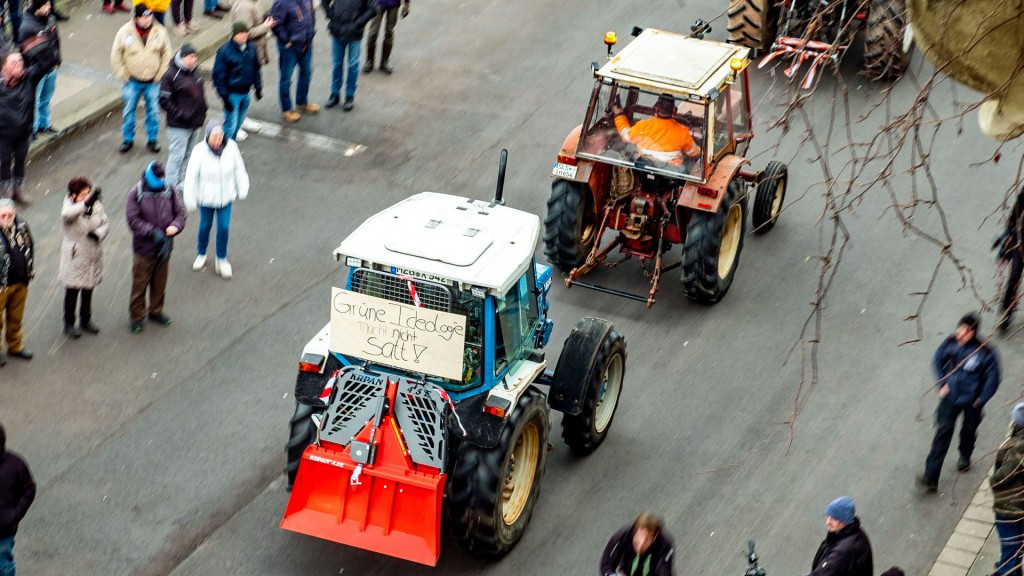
[560,328,626,456]
[681,178,748,303]
[752,161,788,233]
[285,401,321,489]
[863,0,913,80]
[727,0,778,51]
[543,179,597,273]
[448,388,550,558]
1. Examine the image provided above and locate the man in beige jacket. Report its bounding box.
[111,5,172,154]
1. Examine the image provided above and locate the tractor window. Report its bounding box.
[712,87,735,158]
[578,81,706,182]
[493,272,539,376]
[451,291,484,387]
[731,76,751,139]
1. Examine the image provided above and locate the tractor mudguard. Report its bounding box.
[676,155,749,214]
[555,125,596,185]
[549,317,615,415]
[448,393,504,450]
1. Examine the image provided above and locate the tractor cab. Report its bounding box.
[571,28,753,185]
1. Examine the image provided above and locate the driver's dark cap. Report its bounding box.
[654,94,675,117]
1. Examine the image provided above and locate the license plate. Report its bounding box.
[552,162,578,179]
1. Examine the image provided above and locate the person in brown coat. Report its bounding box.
[230,0,274,67]
[60,178,109,338]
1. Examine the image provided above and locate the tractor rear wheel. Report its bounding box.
[285,401,322,489]
[752,161,788,233]
[544,179,597,273]
[448,388,549,558]
[727,0,777,51]
[560,327,626,456]
[681,178,747,303]
[863,0,913,80]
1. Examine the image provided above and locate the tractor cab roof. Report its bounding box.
[596,28,751,100]
[334,192,540,295]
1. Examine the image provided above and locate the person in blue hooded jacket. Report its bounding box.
[919,313,1001,491]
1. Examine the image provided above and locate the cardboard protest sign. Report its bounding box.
[330,287,467,380]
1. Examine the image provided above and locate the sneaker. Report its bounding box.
[186,20,200,32]
[362,61,374,74]
[215,258,233,279]
[64,325,82,339]
[342,97,353,112]
[380,63,394,75]
[80,321,101,334]
[297,103,320,114]
[102,3,115,13]
[119,141,133,153]
[325,94,340,108]
[41,127,61,138]
[9,349,33,360]
[282,110,301,122]
[235,128,248,142]
[130,320,144,333]
[203,9,222,18]
[957,455,971,472]
[148,313,172,327]
[193,254,207,271]
[916,474,938,493]
[174,22,188,36]
[240,117,260,131]
[147,140,161,153]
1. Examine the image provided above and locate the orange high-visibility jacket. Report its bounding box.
[614,114,700,164]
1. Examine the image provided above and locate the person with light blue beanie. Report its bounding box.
[809,496,873,576]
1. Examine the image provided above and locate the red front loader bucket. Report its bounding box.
[281,372,450,566]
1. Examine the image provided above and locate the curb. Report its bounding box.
[929,472,996,576]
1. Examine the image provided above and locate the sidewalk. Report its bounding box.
[932,473,999,576]
[25,0,253,161]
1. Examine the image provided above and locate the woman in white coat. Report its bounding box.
[60,178,110,338]
[183,123,249,279]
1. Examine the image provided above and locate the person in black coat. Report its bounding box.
[0,424,37,576]
[997,186,1024,334]
[212,22,261,141]
[600,512,675,576]
[0,51,44,205]
[323,0,375,111]
[17,0,61,138]
[810,497,873,576]
[159,43,207,190]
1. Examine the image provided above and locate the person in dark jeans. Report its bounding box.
[0,51,45,205]
[997,186,1024,334]
[918,313,1001,492]
[271,0,318,122]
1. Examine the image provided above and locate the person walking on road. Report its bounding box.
[0,424,36,576]
[111,5,172,155]
[126,160,185,333]
[60,178,109,338]
[212,22,261,140]
[0,199,33,366]
[183,123,247,279]
[0,51,45,205]
[996,186,1024,335]
[271,0,318,122]
[992,402,1024,576]
[918,313,1001,492]
[600,512,675,576]
[324,0,375,111]
[809,497,873,576]
[229,0,272,139]
[18,0,61,140]
[159,42,206,191]
[362,0,407,75]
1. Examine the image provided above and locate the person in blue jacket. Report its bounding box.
[919,313,1001,491]
[270,0,318,122]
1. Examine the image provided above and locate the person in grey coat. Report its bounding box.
[60,178,109,338]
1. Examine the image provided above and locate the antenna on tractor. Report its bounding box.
[492,149,507,206]
[690,19,711,39]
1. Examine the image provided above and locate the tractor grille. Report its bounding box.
[350,268,452,312]
[394,379,447,470]
[320,371,387,445]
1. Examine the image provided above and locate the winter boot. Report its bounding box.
[11,179,32,205]
[363,43,375,73]
[380,42,393,74]
[0,180,12,199]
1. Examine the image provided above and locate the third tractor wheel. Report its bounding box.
[543,179,598,273]
[863,0,913,80]
[448,388,550,558]
[681,178,747,303]
[560,327,626,456]
[752,161,788,233]
[727,0,778,51]
[285,401,321,489]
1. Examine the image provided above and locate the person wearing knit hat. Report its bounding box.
[18,0,62,143]
[810,496,873,576]
[212,21,262,140]
[125,160,186,333]
[919,312,1002,492]
[111,4,172,153]
[159,41,207,190]
[323,0,376,111]
[992,402,1024,576]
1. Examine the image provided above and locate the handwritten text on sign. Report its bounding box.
[330,287,467,380]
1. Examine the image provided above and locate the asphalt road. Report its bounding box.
[2,0,1023,574]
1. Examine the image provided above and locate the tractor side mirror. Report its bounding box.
[630,26,643,37]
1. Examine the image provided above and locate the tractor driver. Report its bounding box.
[612,94,701,167]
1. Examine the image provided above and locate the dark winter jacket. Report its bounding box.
[125,176,187,259]
[810,518,873,576]
[212,39,262,97]
[997,191,1024,261]
[18,11,60,72]
[271,0,316,48]
[932,335,1000,408]
[0,428,36,539]
[324,0,377,41]
[376,0,405,9]
[159,52,207,129]
[600,525,674,576]
[0,75,37,139]
[993,424,1024,516]
[0,217,35,286]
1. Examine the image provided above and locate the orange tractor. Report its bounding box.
[545,25,788,307]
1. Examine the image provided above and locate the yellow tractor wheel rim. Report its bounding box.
[718,203,742,279]
[502,422,540,526]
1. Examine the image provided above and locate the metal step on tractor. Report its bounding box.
[727,0,913,88]
[546,25,789,308]
[281,151,628,566]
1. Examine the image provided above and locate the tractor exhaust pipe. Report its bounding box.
[493,149,507,206]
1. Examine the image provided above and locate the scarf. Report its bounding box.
[630,553,652,576]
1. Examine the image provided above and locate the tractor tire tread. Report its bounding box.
[680,179,747,303]
[727,0,776,50]
[543,179,594,272]
[863,0,911,80]
[560,328,626,456]
[752,160,788,232]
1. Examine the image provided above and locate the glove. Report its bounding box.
[255,89,263,101]
[84,187,102,208]
[157,237,172,261]
[87,231,101,242]
[151,228,167,243]
[222,96,234,112]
